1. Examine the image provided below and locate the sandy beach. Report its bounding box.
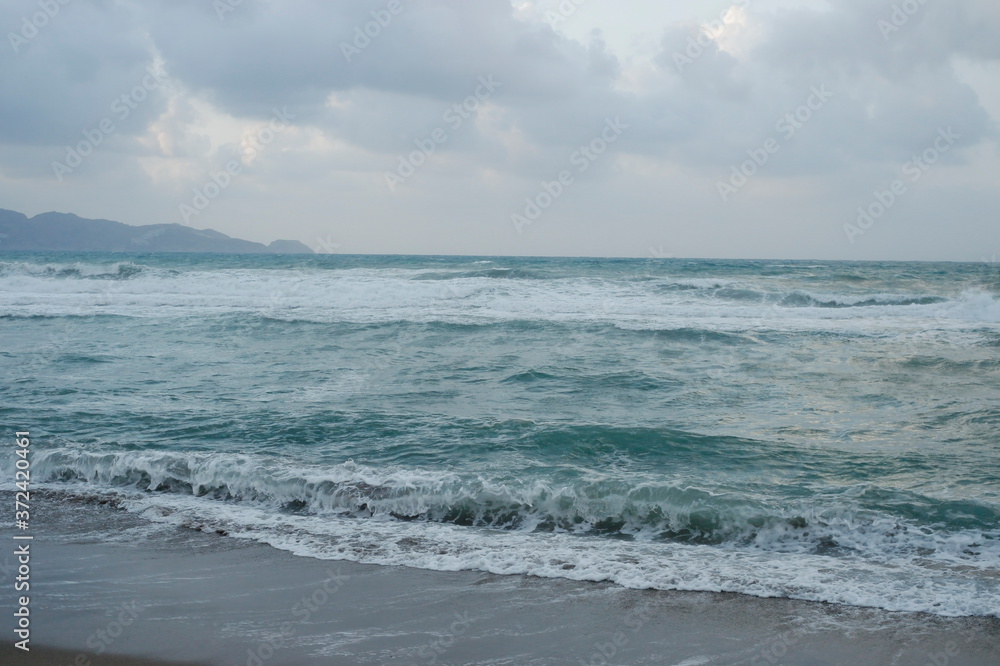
[0,492,996,665]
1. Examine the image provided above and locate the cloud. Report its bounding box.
[0,0,164,145]
[0,0,996,259]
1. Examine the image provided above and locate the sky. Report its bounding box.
[1,0,998,260]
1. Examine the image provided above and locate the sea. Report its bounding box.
[2,253,999,619]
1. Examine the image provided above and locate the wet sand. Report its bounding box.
[1,493,998,665]
[0,642,208,665]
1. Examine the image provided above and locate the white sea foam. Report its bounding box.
[11,448,999,618]
[114,490,1000,618]
[0,260,151,279]
[2,262,998,342]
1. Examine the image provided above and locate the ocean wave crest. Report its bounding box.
[0,260,153,280]
[21,449,1000,571]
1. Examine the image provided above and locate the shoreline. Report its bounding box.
[1,493,999,665]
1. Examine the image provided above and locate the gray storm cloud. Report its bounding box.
[0,0,997,259]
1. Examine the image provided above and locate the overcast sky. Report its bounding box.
[1,0,998,260]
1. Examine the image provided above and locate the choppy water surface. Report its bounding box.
[2,253,999,617]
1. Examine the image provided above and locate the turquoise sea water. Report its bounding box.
[2,253,999,616]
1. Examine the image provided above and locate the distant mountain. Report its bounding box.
[0,209,314,254]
